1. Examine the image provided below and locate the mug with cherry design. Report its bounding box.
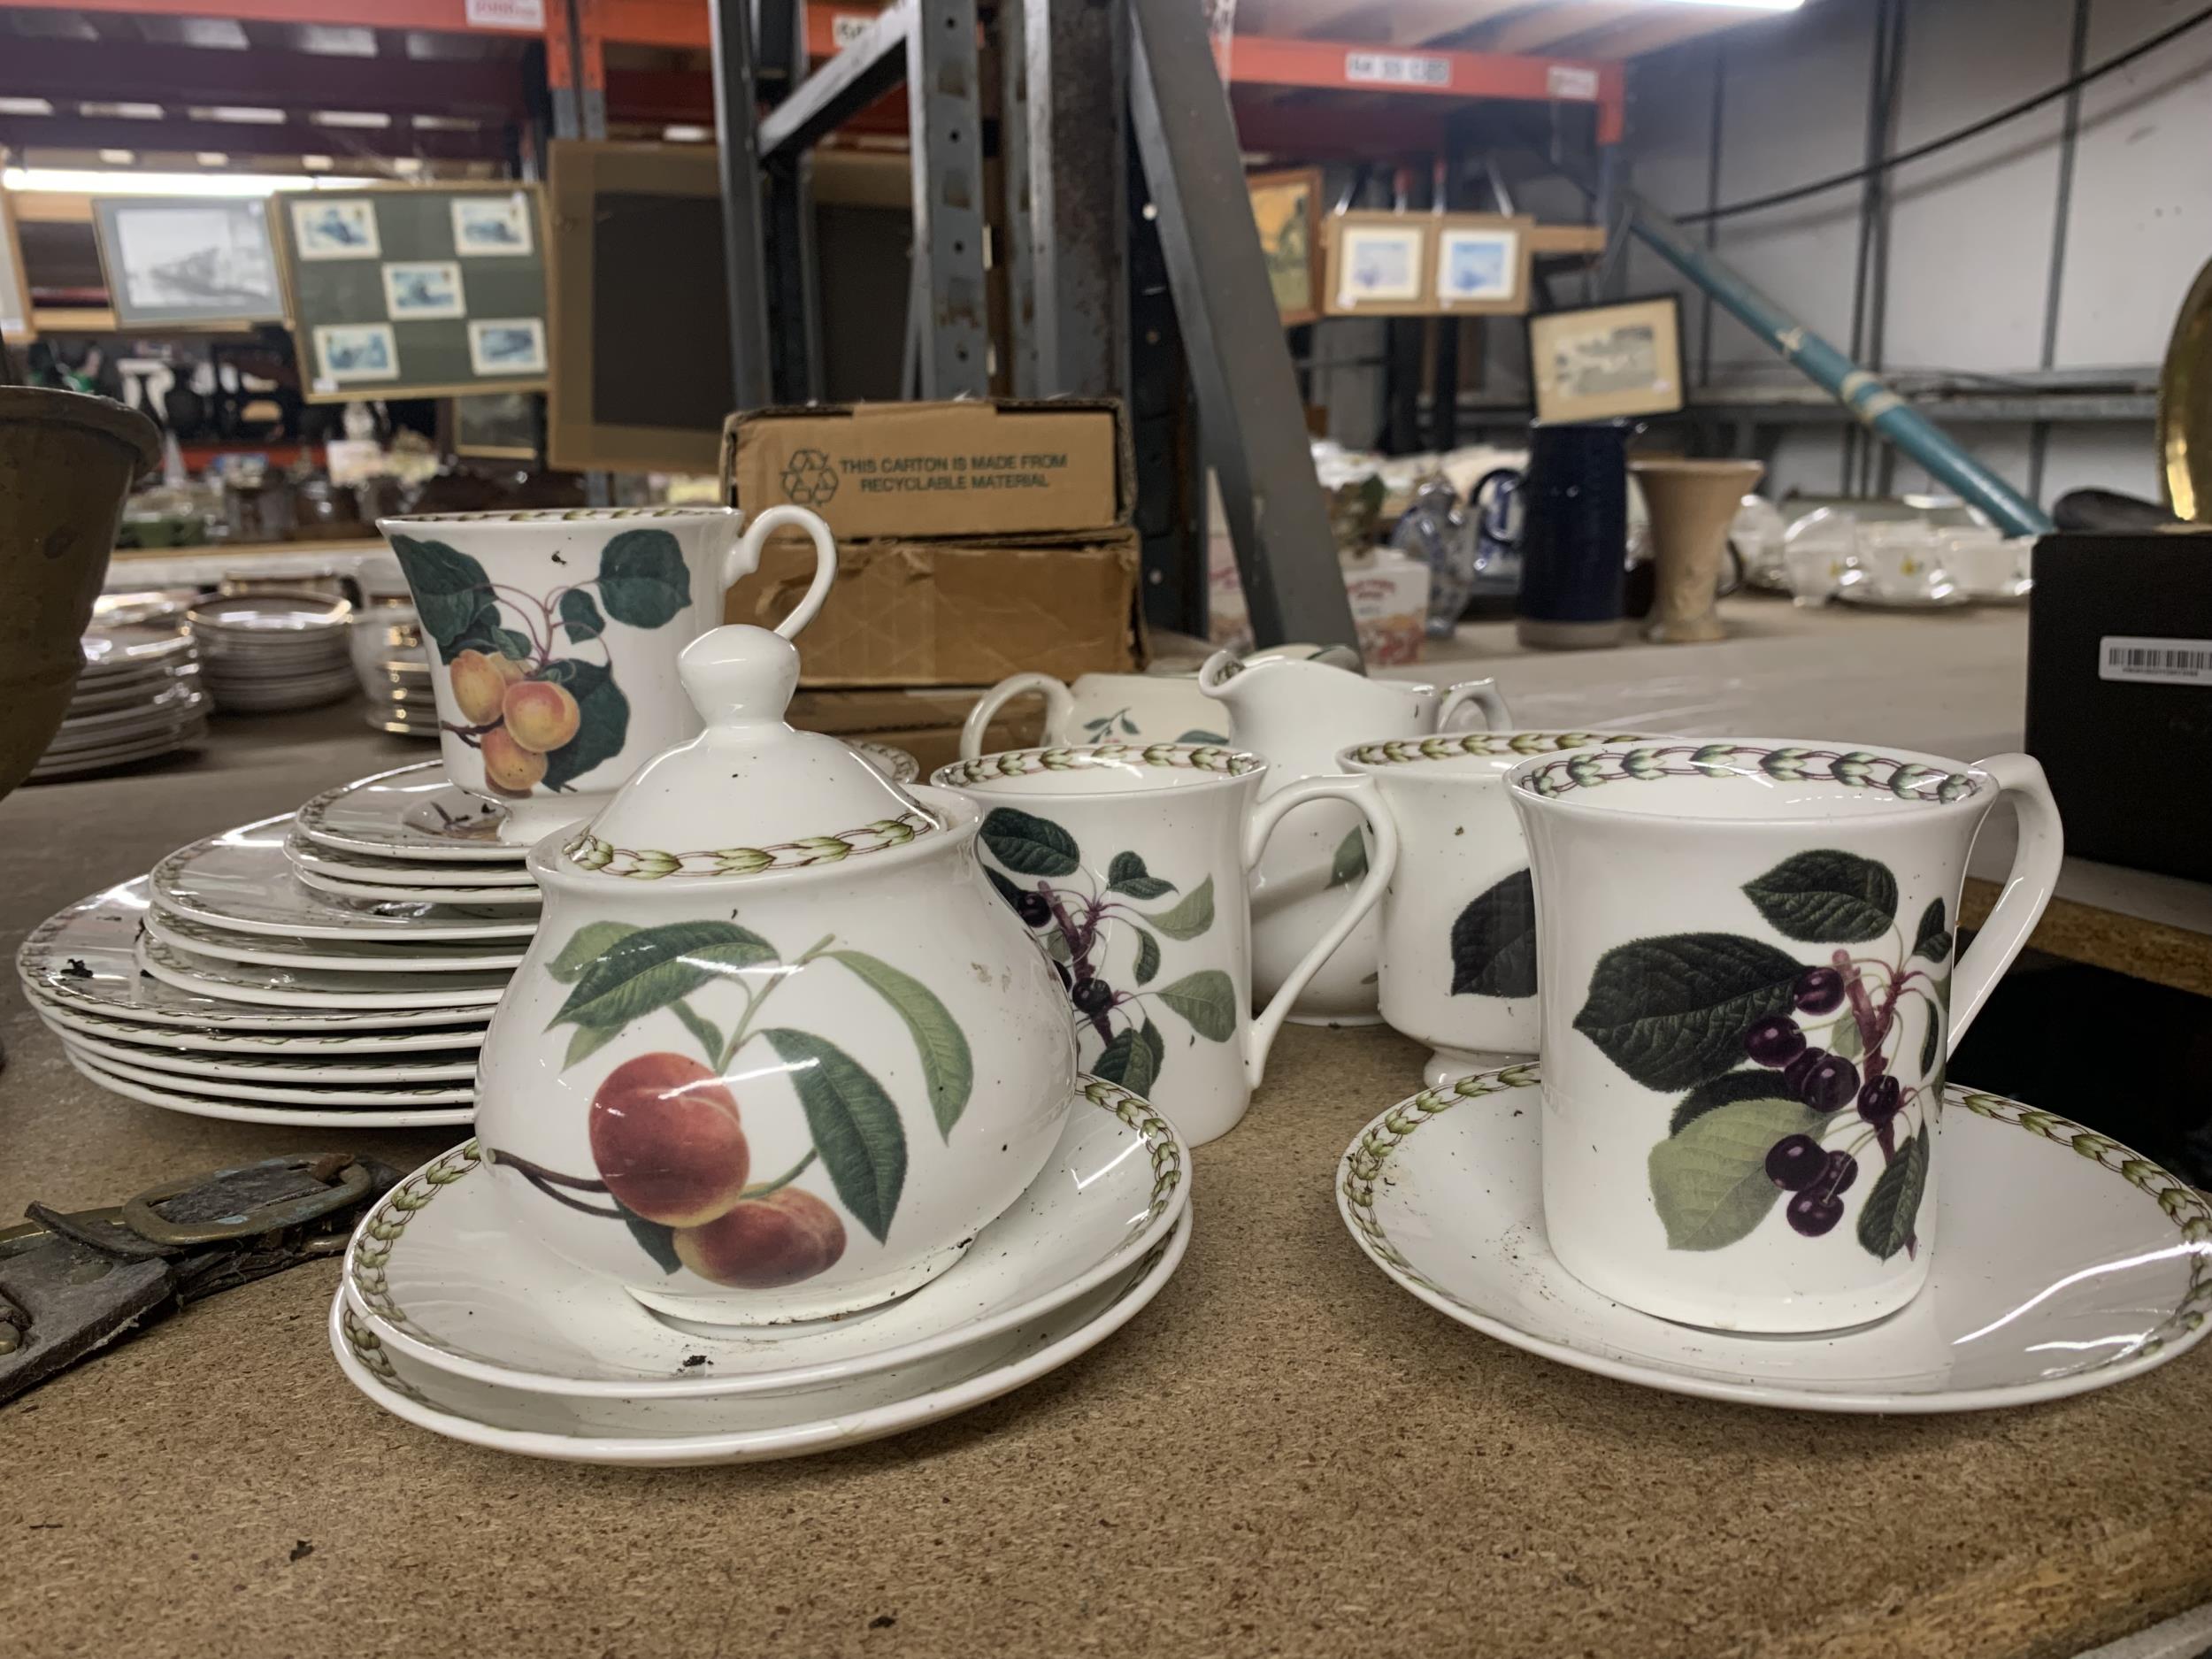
[1508,738,2061,1333]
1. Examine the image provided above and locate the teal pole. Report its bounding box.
[1617,188,2055,537]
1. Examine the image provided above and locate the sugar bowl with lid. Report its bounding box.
[472,622,1079,1326]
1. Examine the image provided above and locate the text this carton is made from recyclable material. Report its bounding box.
[727,400,1125,541]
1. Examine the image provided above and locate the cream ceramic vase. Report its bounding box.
[472,624,1078,1327]
[1197,649,1511,1023]
[956,644,1359,761]
[377,503,838,844]
[1340,730,1656,1087]
[1508,738,2062,1333]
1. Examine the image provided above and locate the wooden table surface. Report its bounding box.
[4,613,2210,1659]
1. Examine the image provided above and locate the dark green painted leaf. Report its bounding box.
[564,1021,621,1070]
[535,659,629,793]
[617,1202,682,1275]
[1176,728,1229,746]
[595,527,693,629]
[1742,849,1899,943]
[1668,1070,1806,1137]
[1147,876,1215,941]
[549,919,777,1043]
[1091,1018,1161,1096]
[388,534,495,659]
[1329,827,1369,889]
[490,626,535,662]
[441,606,511,665]
[827,949,974,1139]
[1574,933,1807,1093]
[1448,869,1538,999]
[559,588,605,643]
[762,1027,906,1243]
[980,807,1081,877]
[1156,969,1237,1041]
[546,920,640,983]
[1920,1006,1942,1078]
[1857,1126,1929,1260]
[1912,897,1953,964]
[671,999,724,1066]
[986,867,1027,912]
[1108,849,1175,899]
[1132,926,1161,987]
[1647,1095,1825,1250]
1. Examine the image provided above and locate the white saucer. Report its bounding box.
[27,730,204,780]
[284,829,540,889]
[18,881,495,1032]
[1835,580,1971,612]
[30,998,486,1056]
[332,1206,1189,1464]
[136,935,509,1010]
[344,1078,1187,1399]
[82,620,196,671]
[42,1019,479,1082]
[291,865,542,908]
[142,906,528,973]
[64,1048,472,1130]
[62,1039,474,1105]
[296,763,539,861]
[1336,1066,2212,1414]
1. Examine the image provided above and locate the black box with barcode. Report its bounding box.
[2025,530,2212,884]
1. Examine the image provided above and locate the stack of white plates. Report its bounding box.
[330,1076,1190,1465]
[16,808,534,1128]
[349,603,440,740]
[189,590,358,713]
[29,613,208,782]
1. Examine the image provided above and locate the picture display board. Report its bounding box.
[91,196,286,329]
[275,183,549,403]
[0,188,31,342]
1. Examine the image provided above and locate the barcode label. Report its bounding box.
[2100,636,2212,685]
[1548,65,1600,100]
[1346,50,1450,88]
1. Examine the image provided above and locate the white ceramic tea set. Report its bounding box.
[22,498,2208,1461]
[1781,513,2032,611]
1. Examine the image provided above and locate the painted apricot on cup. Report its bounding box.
[503,679,581,755]
[479,725,548,795]
[674,1187,848,1289]
[449,648,526,725]
[588,1052,752,1227]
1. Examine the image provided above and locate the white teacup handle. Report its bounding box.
[959,673,1077,760]
[1239,773,1399,1090]
[727,505,837,641]
[1437,678,1511,732]
[1947,753,2063,1049]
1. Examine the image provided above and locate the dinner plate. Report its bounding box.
[150,818,539,941]
[64,1049,473,1130]
[136,935,510,1010]
[63,1039,474,1105]
[142,908,528,973]
[283,829,540,888]
[32,996,487,1055]
[42,1020,480,1082]
[291,866,542,907]
[1336,1066,2212,1414]
[296,763,538,861]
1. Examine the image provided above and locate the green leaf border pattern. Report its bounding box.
[1514,744,1982,804]
[1346,732,1655,766]
[564,810,935,879]
[937,742,1261,784]
[344,1082,1187,1327]
[1340,1069,2212,1365]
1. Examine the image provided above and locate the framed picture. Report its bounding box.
[451,193,534,257]
[453,391,541,460]
[0,189,30,342]
[312,322,399,382]
[1527,295,1686,424]
[1247,167,1321,326]
[1433,214,1534,317]
[468,317,547,376]
[1323,212,1432,316]
[291,197,380,261]
[89,197,285,329]
[382,259,465,319]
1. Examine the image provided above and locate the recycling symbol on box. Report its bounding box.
[780,448,839,507]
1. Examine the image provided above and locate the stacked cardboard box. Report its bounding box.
[720,398,1144,770]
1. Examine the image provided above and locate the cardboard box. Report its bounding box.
[724,398,1133,541]
[786,689,1042,777]
[2025,530,2212,883]
[725,528,1144,688]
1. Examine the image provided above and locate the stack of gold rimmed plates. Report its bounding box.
[30,611,208,782]
[350,603,439,739]
[189,589,359,713]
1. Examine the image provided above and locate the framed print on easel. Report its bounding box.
[1323,211,1432,317]
[1247,167,1322,326]
[1527,295,1686,424]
